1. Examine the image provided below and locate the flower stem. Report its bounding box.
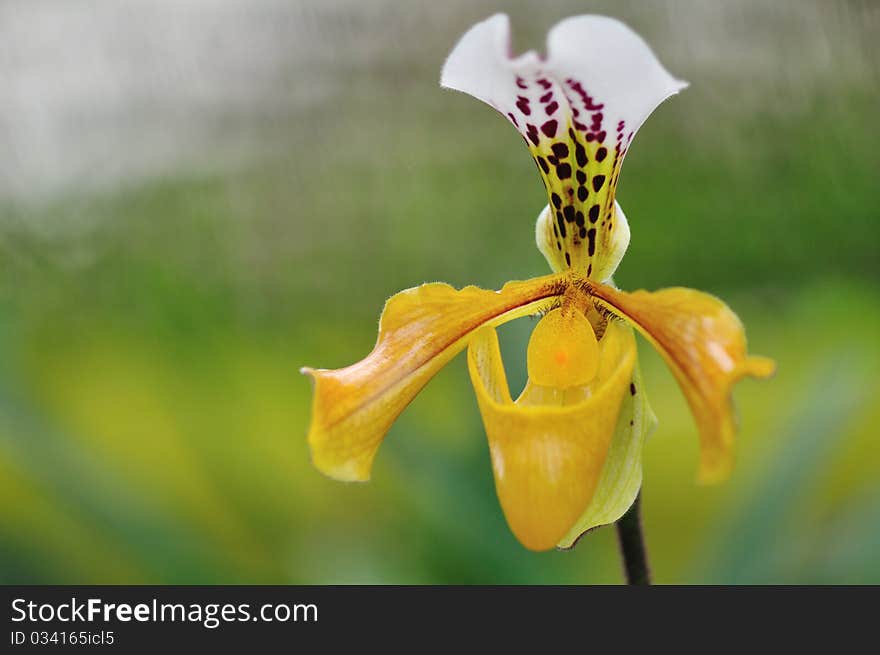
[615,493,651,585]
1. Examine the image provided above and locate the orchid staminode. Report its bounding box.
[302,14,774,552]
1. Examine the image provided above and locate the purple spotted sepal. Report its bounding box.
[441,14,686,280]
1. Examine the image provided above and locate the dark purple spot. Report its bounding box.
[576,170,587,184]
[587,263,593,276]
[545,101,559,116]
[539,91,553,103]
[547,155,558,166]
[556,163,572,179]
[565,252,571,266]
[629,383,637,396]
[563,205,575,222]
[592,112,604,123]
[575,143,588,167]
[596,130,607,142]
[577,186,588,202]
[569,80,605,111]
[537,78,552,89]
[568,128,577,140]
[596,147,608,162]
[507,112,519,127]
[551,193,562,209]
[588,205,600,223]
[537,156,550,174]
[555,211,567,238]
[516,97,531,116]
[575,211,585,227]
[551,143,569,159]
[525,124,540,146]
[516,76,528,89]
[541,120,558,137]
[556,241,562,250]
[579,226,587,239]
[592,175,606,192]
[587,228,597,256]
[573,120,588,131]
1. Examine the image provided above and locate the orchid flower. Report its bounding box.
[302,14,775,552]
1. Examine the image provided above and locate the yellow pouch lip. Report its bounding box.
[468,317,636,550]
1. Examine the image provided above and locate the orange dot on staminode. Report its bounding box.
[526,307,599,388]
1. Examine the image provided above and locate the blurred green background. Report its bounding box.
[1,0,878,584]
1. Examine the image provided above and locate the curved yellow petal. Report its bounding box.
[467,317,636,551]
[558,355,656,548]
[302,274,565,482]
[589,283,776,483]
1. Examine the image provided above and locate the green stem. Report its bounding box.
[615,493,651,585]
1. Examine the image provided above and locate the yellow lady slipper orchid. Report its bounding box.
[302,14,774,552]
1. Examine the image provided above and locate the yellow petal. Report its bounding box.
[467,317,636,551]
[302,274,565,482]
[558,355,657,548]
[590,283,776,483]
